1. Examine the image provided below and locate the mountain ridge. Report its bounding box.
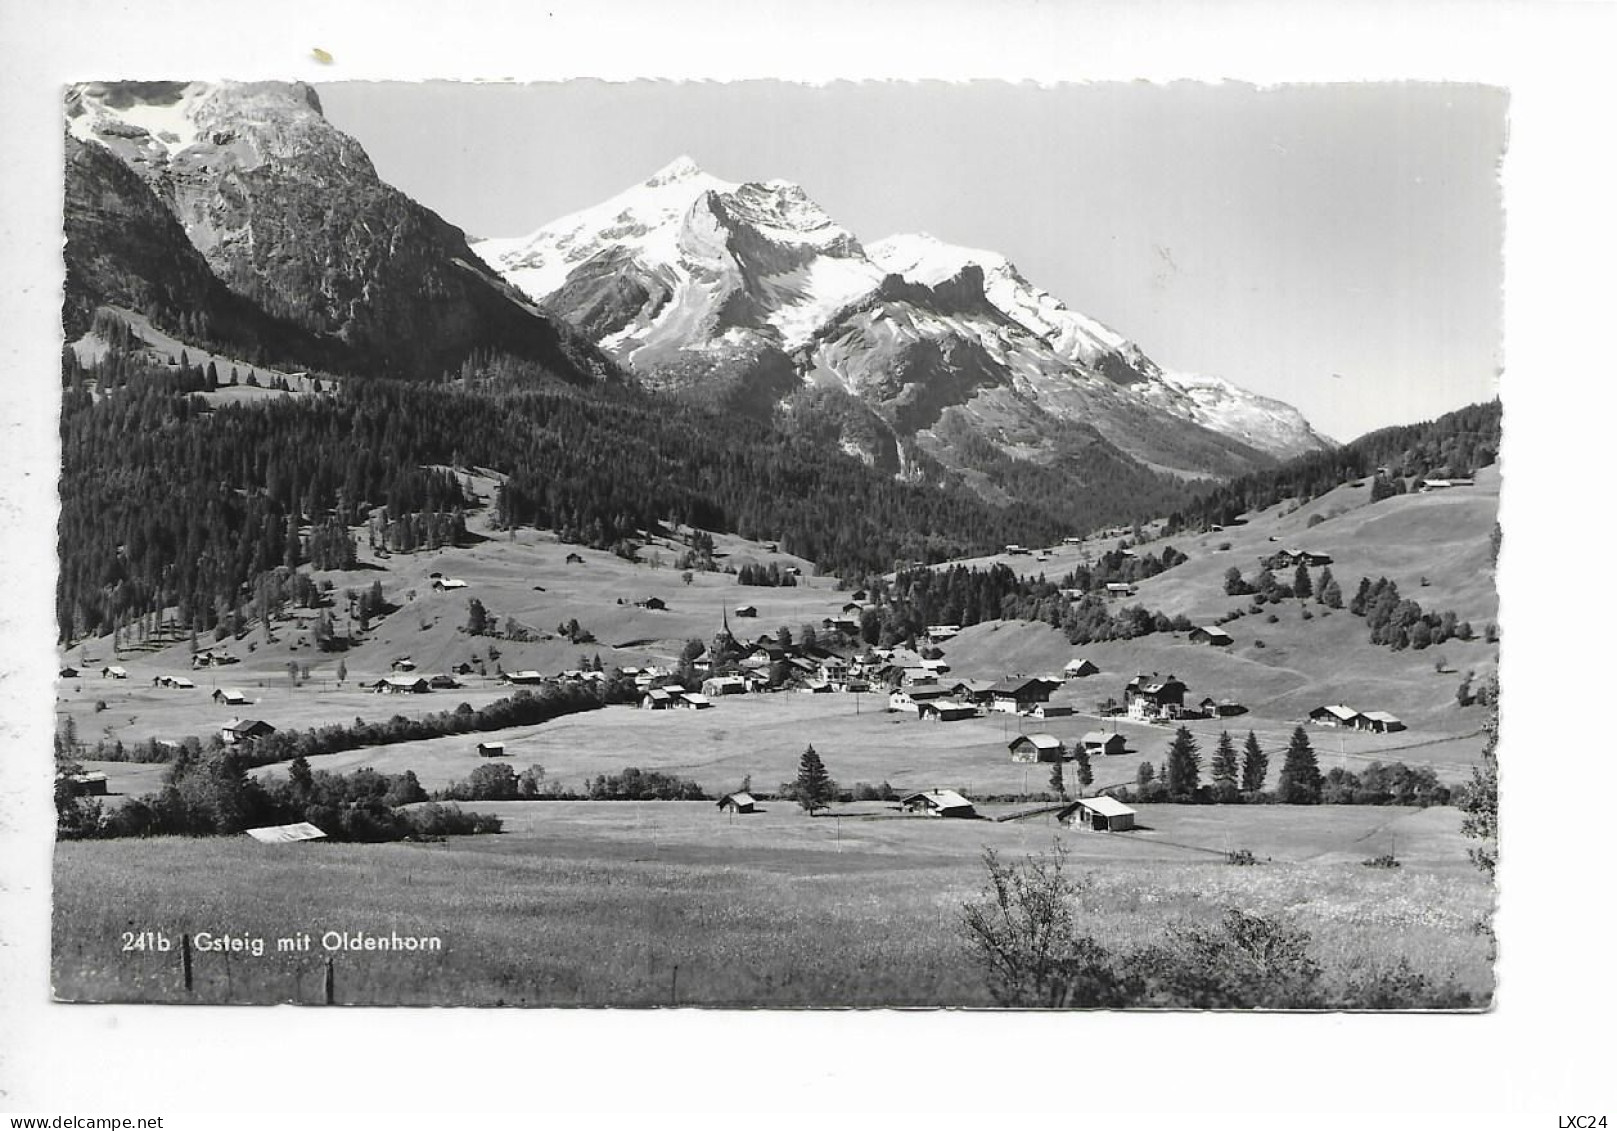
[473,158,1333,486]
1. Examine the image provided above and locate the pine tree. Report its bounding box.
[794,744,834,815]
[1136,761,1155,790]
[1316,566,1335,604]
[1293,564,1313,599]
[1240,731,1268,793]
[1073,744,1093,795]
[1276,726,1323,804]
[1048,760,1066,799]
[1210,730,1239,789]
[1164,726,1201,799]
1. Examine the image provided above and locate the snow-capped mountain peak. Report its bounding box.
[645,154,709,185]
[472,162,1332,470]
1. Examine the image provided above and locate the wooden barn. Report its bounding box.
[1028,703,1074,719]
[702,675,748,696]
[1188,625,1234,646]
[1357,711,1405,733]
[987,677,1061,714]
[1058,795,1137,832]
[1080,731,1128,757]
[918,699,976,722]
[899,789,978,818]
[65,771,108,797]
[372,675,430,694]
[734,604,758,618]
[1009,733,1067,763]
[717,792,757,814]
[1063,658,1099,678]
[220,718,276,745]
[477,741,507,758]
[1309,704,1361,727]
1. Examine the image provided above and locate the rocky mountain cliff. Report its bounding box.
[65,81,613,384]
[475,159,1333,483]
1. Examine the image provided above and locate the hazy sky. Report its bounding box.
[317,80,1506,443]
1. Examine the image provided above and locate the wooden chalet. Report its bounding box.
[899,789,978,818]
[917,699,976,722]
[1063,658,1099,678]
[1357,711,1405,733]
[987,676,1060,714]
[372,675,430,694]
[702,675,748,696]
[1080,731,1128,757]
[734,604,758,618]
[1188,625,1234,646]
[889,685,952,713]
[641,688,677,710]
[477,741,507,758]
[65,771,108,797]
[220,718,276,744]
[1009,733,1066,763]
[1309,704,1360,727]
[1263,548,1334,569]
[1028,702,1074,719]
[212,688,249,706]
[1058,795,1137,832]
[717,792,757,814]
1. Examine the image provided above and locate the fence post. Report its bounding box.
[324,955,335,1005]
[180,932,193,994]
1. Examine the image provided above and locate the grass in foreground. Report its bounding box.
[52,803,1494,1008]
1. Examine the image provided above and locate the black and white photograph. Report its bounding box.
[47,75,1504,1009]
[3,0,1615,1123]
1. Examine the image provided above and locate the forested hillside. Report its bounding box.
[57,341,1203,645]
[1163,400,1501,532]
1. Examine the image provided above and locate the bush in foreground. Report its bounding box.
[959,844,1477,1010]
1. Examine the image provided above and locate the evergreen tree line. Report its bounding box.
[1119,726,1457,807]
[1162,399,1501,534]
[735,562,799,587]
[59,332,1226,644]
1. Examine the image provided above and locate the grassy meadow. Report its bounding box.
[51,462,1500,1009]
[52,802,1495,1007]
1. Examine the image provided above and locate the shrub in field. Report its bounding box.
[1225,849,1259,866]
[1334,957,1474,1010]
[959,843,1134,1008]
[1125,909,1324,1009]
[958,847,1472,1009]
[1361,853,1402,869]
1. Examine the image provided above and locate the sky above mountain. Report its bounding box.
[317,80,1505,444]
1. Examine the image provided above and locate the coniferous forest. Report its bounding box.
[57,328,1208,644]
